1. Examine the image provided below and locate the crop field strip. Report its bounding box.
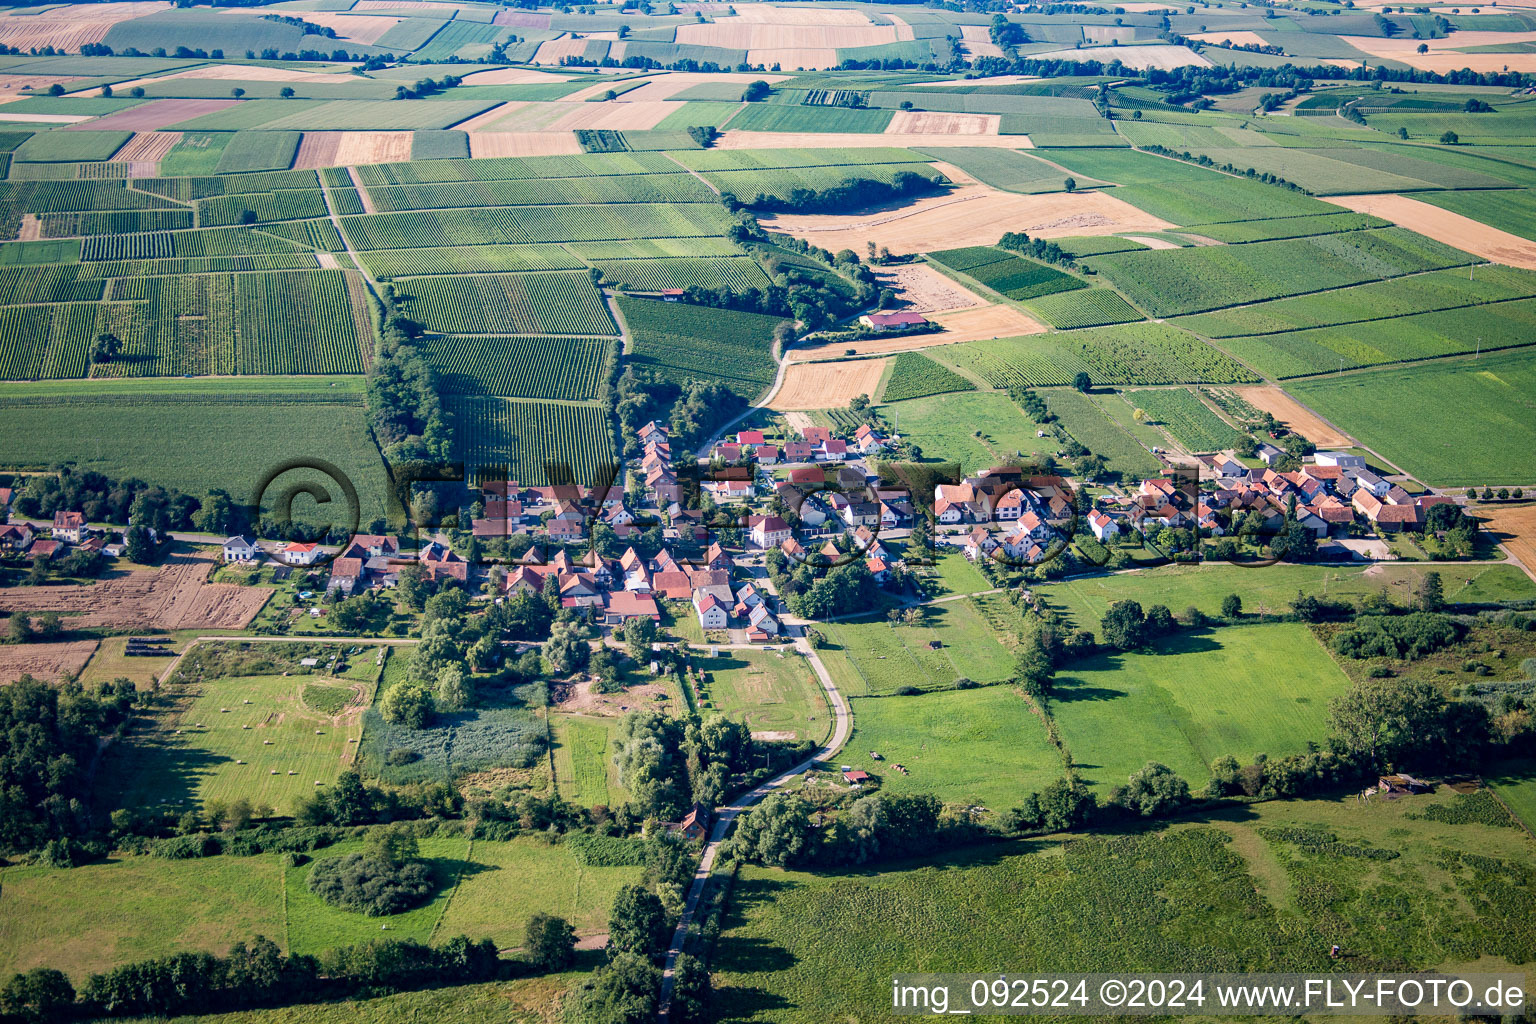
[421,334,614,400]
[396,271,615,336]
[1124,387,1248,453]
[941,322,1257,389]
[336,203,733,249]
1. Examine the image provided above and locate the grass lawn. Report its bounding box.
[1051,623,1352,792]
[551,713,628,808]
[435,836,643,944]
[77,634,185,689]
[1487,759,1536,833]
[696,648,830,745]
[1444,563,1536,603]
[711,789,1536,1023]
[879,391,1049,474]
[0,833,637,983]
[846,686,1061,809]
[1040,562,1457,631]
[99,669,376,816]
[910,549,995,599]
[818,600,1016,696]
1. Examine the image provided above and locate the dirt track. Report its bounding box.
[0,553,268,631]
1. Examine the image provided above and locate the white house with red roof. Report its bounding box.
[279,542,324,566]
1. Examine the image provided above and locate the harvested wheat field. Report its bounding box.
[1477,503,1536,580]
[1341,31,1536,72]
[1235,386,1352,448]
[1082,25,1137,43]
[886,110,1000,135]
[748,48,842,68]
[0,554,268,632]
[454,101,521,132]
[0,641,100,686]
[111,131,180,164]
[0,1,169,50]
[677,22,901,49]
[761,186,1174,254]
[1327,193,1536,270]
[1030,43,1210,69]
[1188,30,1272,47]
[789,305,1044,361]
[0,75,83,97]
[292,131,340,169]
[616,71,788,102]
[550,101,682,131]
[293,13,402,44]
[1121,234,1181,249]
[771,358,889,411]
[876,264,987,313]
[717,131,1032,150]
[469,131,583,157]
[339,131,412,164]
[532,36,593,65]
[461,66,575,85]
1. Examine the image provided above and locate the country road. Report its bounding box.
[656,634,850,1019]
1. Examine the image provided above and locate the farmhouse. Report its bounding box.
[52,510,86,543]
[858,311,929,331]
[221,535,262,562]
[0,523,33,553]
[279,542,324,566]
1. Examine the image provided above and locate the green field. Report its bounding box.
[846,686,1062,809]
[551,714,628,808]
[1488,759,1536,832]
[713,790,1536,1022]
[876,391,1050,472]
[0,381,392,521]
[1042,388,1159,475]
[1052,623,1351,792]
[818,599,1016,697]
[99,664,379,816]
[447,396,614,485]
[1285,350,1536,486]
[695,648,830,745]
[940,322,1255,389]
[0,834,636,982]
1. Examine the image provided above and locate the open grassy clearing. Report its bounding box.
[846,686,1061,809]
[817,599,1016,697]
[1042,388,1159,475]
[0,833,637,982]
[713,788,1536,1023]
[550,713,628,809]
[1052,623,1351,793]
[1125,386,1248,452]
[1284,350,1536,486]
[695,648,830,744]
[1488,759,1536,832]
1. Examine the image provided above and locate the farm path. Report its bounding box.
[320,169,373,288]
[345,166,378,215]
[662,152,720,195]
[657,634,849,1020]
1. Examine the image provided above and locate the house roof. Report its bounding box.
[608,591,659,617]
[863,311,928,327]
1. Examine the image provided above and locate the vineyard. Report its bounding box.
[362,173,715,211]
[1024,289,1142,329]
[1125,387,1249,453]
[618,295,782,401]
[880,351,974,402]
[422,335,614,400]
[214,131,301,174]
[448,397,615,485]
[1092,229,1478,317]
[594,256,771,292]
[397,272,615,335]
[359,245,585,278]
[943,323,1257,389]
[1042,389,1159,475]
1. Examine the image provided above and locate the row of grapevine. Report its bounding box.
[198,189,330,227]
[359,244,584,278]
[356,151,682,186]
[74,255,320,278]
[448,397,616,485]
[363,173,715,212]
[596,257,771,293]
[339,203,732,250]
[398,272,616,335]
[83,232,175,261]
[423,335,613,400]
[132,170,321,202]
[40,209,194,236]
[81,227,311,261]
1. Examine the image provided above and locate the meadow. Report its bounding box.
[712,789,1536,1022]
[1051,623,1351,793]
[694,648,830,745]
[0,834,636,981]
[846,686,1063,809]
[551,713,628,808]
[817,599,1017,697]
[1285,350,1536,486]
[1041,388,1159,475]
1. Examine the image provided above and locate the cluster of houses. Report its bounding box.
[1085,450,1451,543]
[711,422,894,469]
[0,510,124,561]
[930,469,1076,564]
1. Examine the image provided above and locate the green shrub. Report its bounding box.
[306,852,433,916]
